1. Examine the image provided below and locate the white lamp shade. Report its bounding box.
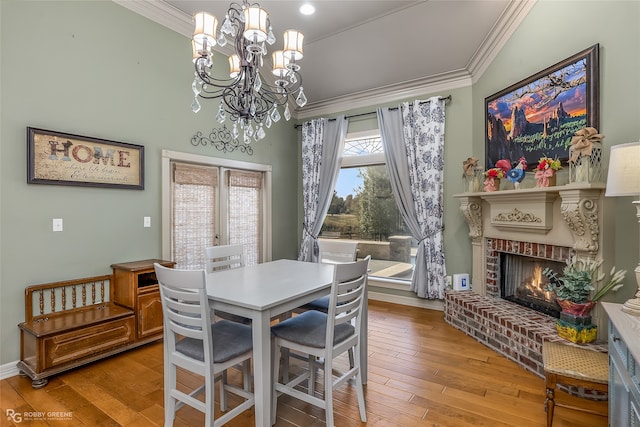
[228,54,240,78]
[193,12,217,49]
[243,7,268,43]
[605,142,640,197]
[283,30,304,60]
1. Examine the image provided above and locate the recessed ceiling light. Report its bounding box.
[299,3,315,15]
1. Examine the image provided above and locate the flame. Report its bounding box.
[523,266,554,302]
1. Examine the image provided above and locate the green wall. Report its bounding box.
[472,0,640,303]
[0,0,299,364]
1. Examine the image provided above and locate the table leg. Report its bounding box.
[252,310,272,427]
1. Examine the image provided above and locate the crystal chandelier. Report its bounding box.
[190,1,307,144]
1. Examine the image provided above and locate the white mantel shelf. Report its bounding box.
[453,182,606,200]
[453,182,606,249]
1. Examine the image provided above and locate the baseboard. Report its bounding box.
[1,361,20,380]
[368,291,444,311]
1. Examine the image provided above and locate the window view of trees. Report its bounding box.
[325,166,407,241]
[323,164,414,281]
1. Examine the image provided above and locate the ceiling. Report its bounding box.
[115,0,535,118]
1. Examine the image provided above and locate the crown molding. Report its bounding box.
[113,0,193,37]
[467,0,537,83]
[294,70,472,120]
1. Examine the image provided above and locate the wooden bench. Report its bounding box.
[17,275,135,388]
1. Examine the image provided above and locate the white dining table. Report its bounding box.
[205,258,369,427]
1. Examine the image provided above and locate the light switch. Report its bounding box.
[53,218,63,232]
[143,216,151,228]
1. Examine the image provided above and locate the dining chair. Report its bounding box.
[204,244,251,325]
[271,256,370,427]
[154,263,255,427]
[299,239,359,312]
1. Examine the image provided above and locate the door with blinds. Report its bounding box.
[171,161,265,270]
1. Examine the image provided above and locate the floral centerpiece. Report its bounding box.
[483,167,504,192]
[535,156,562,187]
[542,256,626,343]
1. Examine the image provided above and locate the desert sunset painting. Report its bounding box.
[484,45,598,169]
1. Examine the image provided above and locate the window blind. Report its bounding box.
[172,162,218,269]
[227,170,262,265]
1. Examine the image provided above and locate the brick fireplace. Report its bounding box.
[449,183,611,386]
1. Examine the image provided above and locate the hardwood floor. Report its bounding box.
[2,301,607,426]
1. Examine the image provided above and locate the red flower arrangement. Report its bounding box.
[484,167,505,179]
[536,156,562,171]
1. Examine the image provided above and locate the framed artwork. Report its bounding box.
[27,127,144,189]
[485,44,599,169]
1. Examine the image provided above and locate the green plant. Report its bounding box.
[543,256,626,304]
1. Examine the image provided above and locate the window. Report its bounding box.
[162,151,272,269]
[322,132,415,281]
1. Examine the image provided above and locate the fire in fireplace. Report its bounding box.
[500,253,564,318]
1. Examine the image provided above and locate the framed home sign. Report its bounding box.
[27,127,144,190]
[485,44,599,169]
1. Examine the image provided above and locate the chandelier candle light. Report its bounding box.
[605,141,640,316]
[191,1,307,144]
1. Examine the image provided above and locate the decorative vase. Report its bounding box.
[483,177,500,192]
[555,299,597,343]
[535,170,556,187]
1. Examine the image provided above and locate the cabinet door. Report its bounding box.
[610,355,630,427]
[137,291,164,339]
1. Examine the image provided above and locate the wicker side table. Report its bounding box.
[542,340,608,427]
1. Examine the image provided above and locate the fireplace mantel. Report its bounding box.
[453,182,606,293]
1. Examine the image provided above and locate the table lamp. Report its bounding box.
[605,141,640,316]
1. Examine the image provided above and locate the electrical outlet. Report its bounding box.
[143,216,151,228]
[445,275,452,288]
[53,218,63,232]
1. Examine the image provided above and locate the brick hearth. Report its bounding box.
[444,290,608,399]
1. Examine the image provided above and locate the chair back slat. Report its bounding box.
[326,256,370,347]
[318,240,358,264]
[204,244,245,273]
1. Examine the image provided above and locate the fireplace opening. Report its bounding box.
[500,253,563,318]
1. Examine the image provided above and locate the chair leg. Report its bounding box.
[308,354,316,395]
[354,344,367,422]
[220,371,228,411]
[280,347,290,383]
[324,357,334,427]
[272,340,281,426]
[544,373,556,427]
[348,348,354,369]
[242,359,252,393]
[165,364,177,426]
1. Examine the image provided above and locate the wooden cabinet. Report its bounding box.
[112,259,174,342]
[602,302,640,427]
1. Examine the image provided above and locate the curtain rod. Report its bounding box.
[294,95,451,128]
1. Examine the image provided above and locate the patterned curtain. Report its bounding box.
[377,97,446,298]
[298,116,348,262]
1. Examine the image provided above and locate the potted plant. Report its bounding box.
[535,156,562,187]
[543,256,626,343]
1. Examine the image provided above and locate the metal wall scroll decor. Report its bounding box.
[191,126,253,156]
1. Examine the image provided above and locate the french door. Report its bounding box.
[162,150,272,269]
